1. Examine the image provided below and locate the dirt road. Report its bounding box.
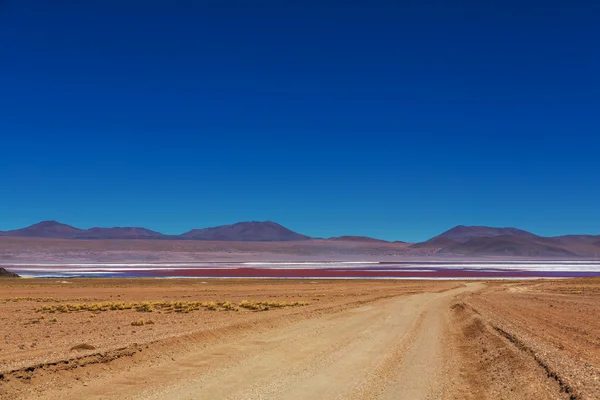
[35,283,479,400]
[7,279,591,400]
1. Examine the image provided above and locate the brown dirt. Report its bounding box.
[1,278,600,399]
[449,278,600,400]
[0,278,457,399]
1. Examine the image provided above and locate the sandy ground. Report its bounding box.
[1,278,600,399]
[450,278,600,399]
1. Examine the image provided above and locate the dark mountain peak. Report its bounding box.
[31,220,70,228]
[0,268,19,278]
[435,225,537,242]
[36,220,57,225]
[229,220,285,229]
[410,225,540,251]
[6,220,83,238]
[181,221,311,241]
[409,225,593,257]
[229,220,276,227]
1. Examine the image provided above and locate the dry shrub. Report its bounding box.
[70,343,96,351]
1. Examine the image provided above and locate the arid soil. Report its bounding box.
[450,278,600,399]
[1,278,599,399]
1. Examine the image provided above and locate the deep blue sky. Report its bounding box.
[1,1,599,241]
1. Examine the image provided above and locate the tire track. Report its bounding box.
[33,284,481,400]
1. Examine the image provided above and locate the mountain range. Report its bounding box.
[1,221,599,257]
[0,220,309,242]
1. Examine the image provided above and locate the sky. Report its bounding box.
[1,1,599,241]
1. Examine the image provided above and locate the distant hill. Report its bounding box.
[543,234,600,256]
[412,225,538,248]
[410,237,460,249]
[430,225,537,243]
[5,221,83,238]
[3,221,165,240]
[3,220,311,242]
[438,235,578,257]
[412,225,600,257]
[327,236,390,243]
[0,268,19,278]
[75,227,166,240]
[180,221,311,241]
[2,221,599,256]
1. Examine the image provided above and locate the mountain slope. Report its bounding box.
[412,225,600,257]
[411,225,539,250]
[5,221,83,238]
[1,220,311,241]
[180,221,311,241]
[75,227,166,239]
[428,225,538,243]
[0,268,19,278]
[439,235,578,257]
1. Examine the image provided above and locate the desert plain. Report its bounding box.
[0,276,599,399]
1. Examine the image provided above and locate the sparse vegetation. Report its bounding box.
[2,297,92,303]
[136,302,154,312]
[70,343,96,351]
[238,300,309,311]
[130,318,154,326]
[221,301,238,311]
[36,299,309,314]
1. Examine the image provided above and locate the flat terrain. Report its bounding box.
[1,278,599,399]
[0,236,417,262]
